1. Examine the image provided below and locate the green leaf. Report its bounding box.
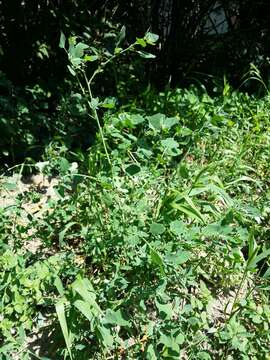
[148,113,165,131]
[125,164,141,176]
[129,114,145,125]
[104,309,130,327]
[54,276,64,297]
[150,222,165,235]
[144,32,159,45]
[72,277,102,315]
[170,220,186,236]
[137,50,156,59]
[84,55,99,62]
[136,38,147,47]
[2,182,17,191]
[247,248,270,271]
[74,300,94,322]
[116,25,126,46]
[155,299,173,320]
[146,344,157,360]
[150,247,165,276]
[59,32,66,49]
[59,157,70,173]
[67,65,76,76]
[59,222,77,247]
[100,97,116,109]
[73,42,89,58]
[89,98,99,110]
[56,300,73,359]
[96,325,113,348]
[164,117,178,129]
[166,251,191,265]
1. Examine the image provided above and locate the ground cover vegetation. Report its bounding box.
[1,1,270,359]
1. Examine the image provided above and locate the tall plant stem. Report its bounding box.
[82,71,111,167]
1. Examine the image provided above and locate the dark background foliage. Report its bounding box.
[0,0,270,164]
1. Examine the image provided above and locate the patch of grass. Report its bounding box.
[1,86,270,359]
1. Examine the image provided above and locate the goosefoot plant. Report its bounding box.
[59,28,159,166]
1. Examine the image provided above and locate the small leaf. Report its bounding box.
[161,138,179,149]
[137,50,156,59]
[100,97,116,109]
[125,164,141,176]
[89,98,99,110]
[155,299,173,320]
[164,117,178,129]
[116,25,126,46]
[96,325,113,348]
[2,182,17,191]
[59,222,77,247]
[74,42,89,58]
[150,222,165,235]
[146,344,157,360]
[129,114,145,125]
[54,276,64,297]
[150,248,165,275]
[67,65,76,76]
[84,55,98,62]
[74,300,94,322]
[148,113,166,131]
[104,309,130,327]
[170,220,186,236]
[136,38,147,47]
[59,32,66,49]
[72,277,102,315]
[144,32,159,45]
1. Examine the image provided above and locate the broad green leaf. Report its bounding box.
[150,247,165,275]
[104,309,130,327]
[136,38,147,47]
[96,325,113,348]
[161,138,179,149]
[166,251,190,265]
[130,114,145,125]
[144,32,159,45]
[146,344,157,360]
[160,138,181,156]
[150,222,165,235]
[56,300,73,359]
[73,42,89,58]
[89,98,99,110]
[170,220,186,236]
[84,55,98,62]
[2,182,17,191]
[125,164,141,176]
[148,113,166,131]
[59,157,70,173]
[74,300,94,322]
[155,299,173,320]
[72,277,102,314]
[164,117,178,129]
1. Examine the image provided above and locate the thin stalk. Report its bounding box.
[83,71,111,167]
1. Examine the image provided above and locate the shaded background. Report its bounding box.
[0,0,270,163]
